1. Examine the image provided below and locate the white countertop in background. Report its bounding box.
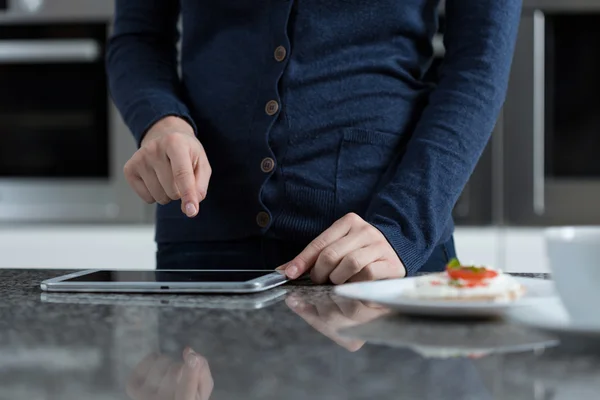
[0,225,549,273]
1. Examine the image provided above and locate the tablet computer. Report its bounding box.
[40,270,288,294]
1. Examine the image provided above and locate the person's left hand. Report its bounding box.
[278,213,406,284]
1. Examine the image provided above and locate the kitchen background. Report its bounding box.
[0,0,596,272]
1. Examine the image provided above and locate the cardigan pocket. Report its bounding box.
[335,129,401,218]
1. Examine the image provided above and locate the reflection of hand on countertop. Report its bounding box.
[286,294,390,352]
[126,347,213,400]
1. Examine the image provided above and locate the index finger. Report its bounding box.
[284,218,351,279]
[286,297,365,352]
[166,145,198,217]
[175,351,214,400]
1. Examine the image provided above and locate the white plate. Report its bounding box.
[506,297,600,339]
[334,277,557,318]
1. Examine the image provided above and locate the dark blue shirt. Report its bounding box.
[106,0,521,275]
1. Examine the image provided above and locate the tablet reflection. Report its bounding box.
[126,347,213,400]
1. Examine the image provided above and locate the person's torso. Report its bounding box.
[156,0,451,245]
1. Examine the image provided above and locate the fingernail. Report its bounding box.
[186,352,198,368]
[286,296,300,308]
[286,265,298,279]
[185,203,196,217]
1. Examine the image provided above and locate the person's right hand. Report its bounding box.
[124,116,211,217]
[286,294,390,352]
[126,347,214,400]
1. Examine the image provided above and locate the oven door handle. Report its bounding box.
[0,39,100,63]
[533,10,546,216]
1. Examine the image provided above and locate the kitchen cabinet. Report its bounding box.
[453,227,501,267]
[0,226,549,273]
[455,227,549,273]
[501,228,549,273]
[0,225,156,270]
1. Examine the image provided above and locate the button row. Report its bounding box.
[256,45,287,228]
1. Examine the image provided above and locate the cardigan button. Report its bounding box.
[274,46,287,62]
[260,157,275,173]
[256,211,271,228]
[265,100,279,116]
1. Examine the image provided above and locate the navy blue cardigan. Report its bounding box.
[106,0,522,275]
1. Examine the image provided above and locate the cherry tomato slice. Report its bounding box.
[447,268,498,282]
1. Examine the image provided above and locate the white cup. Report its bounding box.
[545,227,600,327]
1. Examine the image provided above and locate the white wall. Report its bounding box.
[0,225,549,272]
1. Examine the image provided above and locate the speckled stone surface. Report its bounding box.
[1,270,599,400]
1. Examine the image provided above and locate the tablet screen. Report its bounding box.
[65,270,274,283]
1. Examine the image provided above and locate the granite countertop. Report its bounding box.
[0,270,599,400]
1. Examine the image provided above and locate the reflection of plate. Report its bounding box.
[339,315,559,359]
[335,277,557,317]
[506,297,600,341]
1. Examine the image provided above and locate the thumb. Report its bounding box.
[176,348,213,400]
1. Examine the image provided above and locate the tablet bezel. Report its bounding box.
[40,269,288,294]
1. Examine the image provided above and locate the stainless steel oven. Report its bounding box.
[505,0,600,225]
[0,0,146,222]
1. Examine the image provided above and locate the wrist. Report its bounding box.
[142,116,195,145]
